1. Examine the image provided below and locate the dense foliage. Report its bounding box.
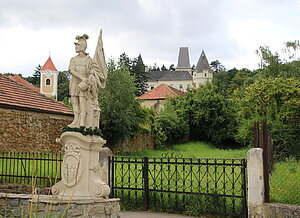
[171,83,239,148]
[98,59,146,145]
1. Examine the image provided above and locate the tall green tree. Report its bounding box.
[25,64,41,87]
[99,59,146,145]
[132,54,148,96]
[210,60,226,73]
[235,77,300,159]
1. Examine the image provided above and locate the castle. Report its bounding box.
[147,47,213,91]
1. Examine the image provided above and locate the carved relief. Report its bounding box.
[62,142,82,187]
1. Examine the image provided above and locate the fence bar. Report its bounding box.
[143,157,149,210]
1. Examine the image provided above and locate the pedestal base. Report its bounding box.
[52,132,110,200]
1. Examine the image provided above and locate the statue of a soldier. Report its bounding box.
[68,31,107,128]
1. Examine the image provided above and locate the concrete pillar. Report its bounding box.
[247,148,264,217]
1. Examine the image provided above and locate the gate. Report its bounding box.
[109,156,247,217]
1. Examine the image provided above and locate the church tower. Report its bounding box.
[176,47,192,74]
[193,50,213,87]
[40,56,58,99]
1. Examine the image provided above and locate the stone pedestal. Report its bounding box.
[52,132,110,200]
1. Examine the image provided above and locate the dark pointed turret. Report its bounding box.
[176,47,192,73]
[195,50,212,74]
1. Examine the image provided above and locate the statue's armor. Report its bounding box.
[69,56,92,97]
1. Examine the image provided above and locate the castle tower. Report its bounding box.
[40,56,58,99]
[176,47,192,74]
[193,50,213,87]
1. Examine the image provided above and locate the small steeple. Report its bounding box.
[195,50,212,74]
[41,56,58,71]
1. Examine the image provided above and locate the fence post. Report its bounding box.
[247,148,264,217]
[143,157,149,211]
[262,119,270,203]
[254,121,260,148]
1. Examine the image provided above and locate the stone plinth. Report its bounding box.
[0,193,120,218]
[52,132,110,200]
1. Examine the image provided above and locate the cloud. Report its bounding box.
[0,0,300,76]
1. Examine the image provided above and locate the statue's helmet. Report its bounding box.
[74,34,89,52]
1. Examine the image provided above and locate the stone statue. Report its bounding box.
[68,31,107,128]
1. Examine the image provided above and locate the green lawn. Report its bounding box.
[118,141,249,159]
[117,141,300,206]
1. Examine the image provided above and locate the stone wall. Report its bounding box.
[249,203,300,218]
[0,108,73,153]
[0,193,120,218]
[111,133,155,154]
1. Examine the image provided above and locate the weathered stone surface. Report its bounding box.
[88,205,105,216]
[0,194,120,217]
[0,108,72,153]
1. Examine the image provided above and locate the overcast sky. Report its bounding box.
[0,0,299,77]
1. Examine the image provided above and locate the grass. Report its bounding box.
[118,141,249,159]
[270,158,300,205]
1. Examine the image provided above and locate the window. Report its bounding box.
[46,78,51,86]
[179,84,183,90]
[151,86,154,90]
[205,73,207,77]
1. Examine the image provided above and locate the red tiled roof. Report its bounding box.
[0,74,72,115]
[137,84,186,100]
[8,75,40,92]
[41,56,58,71]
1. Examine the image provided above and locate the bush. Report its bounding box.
[153,100,189,148]
[173,83,240,148]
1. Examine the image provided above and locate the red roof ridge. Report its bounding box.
[8,74,40,93]
[41,56,58,71]
[137,83,185,100]
[0,74,72,115]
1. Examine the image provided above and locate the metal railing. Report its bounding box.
[0,152,63,187]
[109,156,247,217]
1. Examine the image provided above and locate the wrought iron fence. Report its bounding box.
[0,152,63,187]
[109,156,247,217]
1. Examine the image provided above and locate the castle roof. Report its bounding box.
[176,47,191,69]
[147,71,192,82]
[137,83,185,100]
[41,56,58,71]
[0,74,72,116]
[195,50,212,74]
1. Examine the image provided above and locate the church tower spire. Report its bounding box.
[40,56,58,99]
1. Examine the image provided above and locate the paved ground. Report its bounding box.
[119,211,193,218]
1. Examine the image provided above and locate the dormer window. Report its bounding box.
[46,78,51,86]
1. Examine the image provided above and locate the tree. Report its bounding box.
[161,65,167,71]
[235,77,300,159]
[25,64,41,87]
[169,64,175,71]
[132,54,148,96]
[210,60,226,73]
[172,83,239,148]
[57,71,70,101]
[99,59,146,145]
